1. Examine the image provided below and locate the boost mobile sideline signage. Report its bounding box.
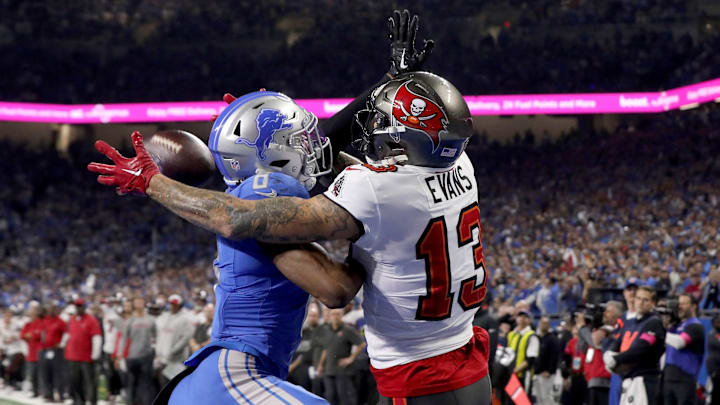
[1,77,719,124]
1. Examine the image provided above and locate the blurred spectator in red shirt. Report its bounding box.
[563,324,586,405]
[684,272,703,301]
[40,302,67,402]
[65,297,102,405]
[584,326,612,405]
[21,305,45,397]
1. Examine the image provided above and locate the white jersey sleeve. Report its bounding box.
[323,154,486,369]
[323,166,381,248]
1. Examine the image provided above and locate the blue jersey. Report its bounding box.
[189,172,310,380]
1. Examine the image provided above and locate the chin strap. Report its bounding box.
[366,153,409,166]
[385,154,408,165]
[223,177,241,187]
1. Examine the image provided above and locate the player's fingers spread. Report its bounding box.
[420,39,435,62]
[131,130,143,143]
[95,140,125,163]
[400,10,410,41]
[409,15,419,46]
[131,131,146,152]
[393,10,401,39]
[423,39,435,52]
[87,162,116,175]
[97,175,118,186]
[223,93,237,104]
[393,10,401,24]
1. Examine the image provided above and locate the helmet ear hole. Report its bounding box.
[269,160,290,168]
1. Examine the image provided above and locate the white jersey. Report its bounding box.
[102,305,121,354]
[324,153,487,368]
[0,317,25,355]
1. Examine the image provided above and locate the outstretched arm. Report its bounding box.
[88,132,361,243]
[146,173,361,243]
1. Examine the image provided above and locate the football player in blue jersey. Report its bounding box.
[88,10,436,405]
[91,91,365,405]
[173,92,364,405]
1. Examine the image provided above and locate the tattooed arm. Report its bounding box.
[146,174,362,243]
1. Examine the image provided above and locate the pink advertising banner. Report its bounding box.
[1,78,718,124]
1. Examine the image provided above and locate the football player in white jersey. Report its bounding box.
[89,69,491,404]
[325,72,491,404]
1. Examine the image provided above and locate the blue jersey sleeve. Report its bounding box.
[230,172,310,200]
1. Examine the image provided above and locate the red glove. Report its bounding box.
[87,131,161,195]
[210,93,237,122]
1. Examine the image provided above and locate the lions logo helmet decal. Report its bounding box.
[391,81,449,152]
[235,108,292,160]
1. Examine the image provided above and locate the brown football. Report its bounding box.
[145,130,215,186]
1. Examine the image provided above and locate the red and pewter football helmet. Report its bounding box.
[354,71,474,168]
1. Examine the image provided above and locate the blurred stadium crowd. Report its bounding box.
[479,104,720,317]
[1,103,719,403]
[0,293,376,405]
[0,0,718,103]
[2,105,719,315]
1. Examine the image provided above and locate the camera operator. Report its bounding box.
[604,286,666,405]
[581,304,612,405]
[603,301,624,334]
[662,294,704,405]
[584,325,612,405]
[655,298,676,330]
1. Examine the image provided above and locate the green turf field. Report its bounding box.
[0,399,31,405]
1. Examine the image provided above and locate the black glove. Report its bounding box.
[388,9,435,77]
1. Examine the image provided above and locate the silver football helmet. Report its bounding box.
[208,91,331,189]
[354,71,474,168]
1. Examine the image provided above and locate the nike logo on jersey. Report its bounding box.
[255,189,278,198]
[121,168,142,176]
[424,165,473,204]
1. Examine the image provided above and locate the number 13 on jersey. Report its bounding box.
[415,202,487,320]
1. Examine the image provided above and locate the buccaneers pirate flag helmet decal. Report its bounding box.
[355,71,474,168]
[391,80,449,152]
